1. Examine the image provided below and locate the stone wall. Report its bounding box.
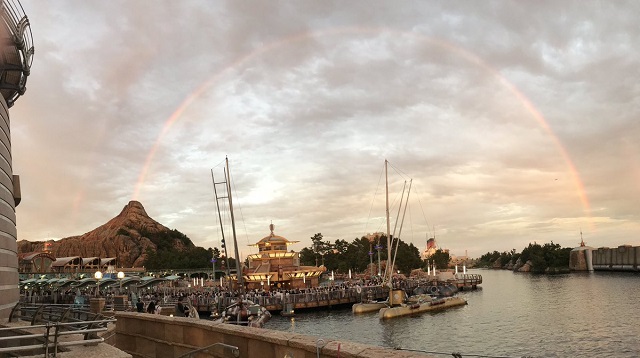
[115,312,432,358]
[593,245,640,271]
[569,248,589,271]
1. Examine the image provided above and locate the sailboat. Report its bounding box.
[211,157,271,328]
[351,160,468,317]
[378,162,468,320]
[352,159,407,314]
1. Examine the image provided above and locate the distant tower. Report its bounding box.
[0,0,34,318]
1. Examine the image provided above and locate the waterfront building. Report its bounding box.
[18,252,56,273]
[0,0,34,318]
[242,224,325,290]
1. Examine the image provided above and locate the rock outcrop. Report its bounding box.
[517,260,533,272]
[17,201,193,268]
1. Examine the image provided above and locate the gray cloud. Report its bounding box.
[11,0,640,258]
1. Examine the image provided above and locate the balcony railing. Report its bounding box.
[0,0,34,106]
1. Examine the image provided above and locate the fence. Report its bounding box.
[1,302,116,357]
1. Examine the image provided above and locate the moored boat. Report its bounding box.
[379,295,467,319]
[215,298,272,328]
[352,301,388,314]
[353,284,389,314]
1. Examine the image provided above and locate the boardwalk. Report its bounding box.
[193,274,482,313]
[20,274,482,315]
[196,285,391,313]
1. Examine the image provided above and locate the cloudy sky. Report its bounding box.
[11,1,640,258]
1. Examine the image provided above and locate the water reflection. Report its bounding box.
[267,269,640,357]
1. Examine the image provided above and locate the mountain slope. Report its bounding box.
[17,201,194,267]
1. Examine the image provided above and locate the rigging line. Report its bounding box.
[385,180,407,281]
[362,162,386,237]
[373,187,404,236]
[394,347,531,358]
[211,158,227,170]
[391,181,407,239]
[384,180,404,280]
[373,174,408,238]
[408,184,433,240]
[410,202,416,246]
[386,160,412,181]
[386,160,432,239]
[391,179,412,273]
[227,168,251,246]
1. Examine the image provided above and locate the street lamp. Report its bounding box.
[211,257,217,282]
[117,271,125,293]
[366,234,376,277]
[375,243,382,276]
[94,271,103,297]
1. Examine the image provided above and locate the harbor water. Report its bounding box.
[266,269,640,358]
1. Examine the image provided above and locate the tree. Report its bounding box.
[429,249,450,270]
[299,247,316,266]
[342,237,373,273]
[393,241,422,274]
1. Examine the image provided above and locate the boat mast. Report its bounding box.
[384,179,406,283]
[225,157,245,294]
[211,169,231,281]
[385,159,392,288]
[391,179,412,275]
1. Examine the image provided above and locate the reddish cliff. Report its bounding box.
[17,201,193,268]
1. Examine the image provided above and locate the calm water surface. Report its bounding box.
[266,269,640,357]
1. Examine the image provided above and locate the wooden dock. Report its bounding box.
[194,285,391,313]
[192,275,482,314]
[454,274,482,290]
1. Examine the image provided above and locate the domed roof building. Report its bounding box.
[243,224,325,290]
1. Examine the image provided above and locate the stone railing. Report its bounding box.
[114,312,432,358]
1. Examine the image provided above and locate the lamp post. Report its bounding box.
[375,243,382,277]
[211,257,217,282]
[366,234,376,277]
[117,271,125,293]
[94,271,103,297]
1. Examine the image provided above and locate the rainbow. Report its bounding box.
[132,27,591,218]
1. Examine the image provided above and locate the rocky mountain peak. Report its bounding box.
[17,201,193,268]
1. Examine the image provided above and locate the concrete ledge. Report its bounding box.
[115,312,433,358]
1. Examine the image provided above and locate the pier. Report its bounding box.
[191,275,482,314]
[195,285,391,313]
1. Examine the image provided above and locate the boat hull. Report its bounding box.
[378,296,467,319]
[352,302,388,314]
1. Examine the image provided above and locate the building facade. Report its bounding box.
[0,0,34,318]
[243,224,325,290]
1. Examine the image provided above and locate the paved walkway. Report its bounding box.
[2,319,131,358]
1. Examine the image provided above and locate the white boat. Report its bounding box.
[352,301,388,314]
[215,299,272,328]
[379,294,467,319]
